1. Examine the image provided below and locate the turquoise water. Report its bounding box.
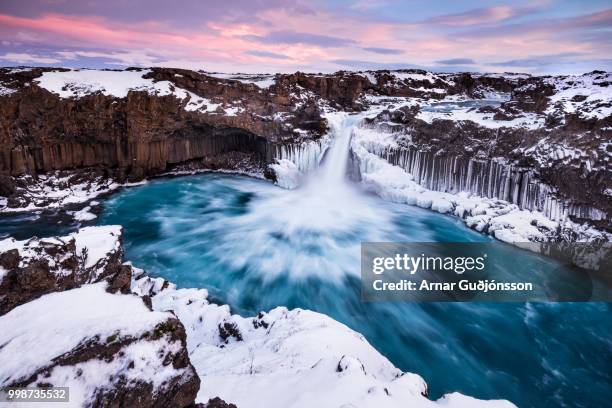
[3,173,610,407]
[96,173,611,408]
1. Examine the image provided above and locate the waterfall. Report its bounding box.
[232,112,392,265]
[272,113,364,188]
[318,114,360,185]
[273,117,606,226]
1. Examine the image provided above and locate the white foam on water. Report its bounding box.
[183,113,422,281]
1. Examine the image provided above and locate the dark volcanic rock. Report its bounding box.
[0,226,130,315]
[199,397,238,408]
[0,67,329,178]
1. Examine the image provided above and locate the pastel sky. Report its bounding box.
[0,0,610,74]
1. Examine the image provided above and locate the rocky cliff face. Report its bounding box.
[0,225,130,314]
[0,67,345,179]
[0,66,610,231]
[362,108,611,230]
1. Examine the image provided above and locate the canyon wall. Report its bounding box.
[0,67,609,230]
[377,146,607,226]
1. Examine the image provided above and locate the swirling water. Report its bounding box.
[2,173,610,407]
[93,173,611,408]
[2,116,610,407]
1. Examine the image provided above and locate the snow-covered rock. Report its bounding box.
[0,170,120,214]
[269,159,302,189]
[133,275,516,408]
[543,71,612,121]
[34,68,249,116]
[0,226,129,314]
[0,282,200,407]
[70,205,97,221]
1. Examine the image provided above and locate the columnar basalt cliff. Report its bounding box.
[0,66,610,233]
[358,100,611,231]
[0,68,277,179]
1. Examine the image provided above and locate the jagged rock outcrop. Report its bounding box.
[0,225,205,407]
[0,225,129,314]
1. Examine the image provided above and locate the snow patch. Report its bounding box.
[71,205,97,221]
[71,226,122,269]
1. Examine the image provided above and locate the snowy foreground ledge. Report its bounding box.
[134,272,516,408]
[0,283,200,407]
[0,226,516,407]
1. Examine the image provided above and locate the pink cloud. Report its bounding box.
[0,6,608,74]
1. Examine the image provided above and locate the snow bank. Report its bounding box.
[133,275,516,408]
[0,171,120,214]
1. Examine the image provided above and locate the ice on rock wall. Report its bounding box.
[352,125,610,243]
[365,143,607,224]
[274,139,329,173]
[270,139,330,188]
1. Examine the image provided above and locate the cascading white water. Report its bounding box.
[280,112,380,233]
[184,112,416,281]
[318,113,359,185]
